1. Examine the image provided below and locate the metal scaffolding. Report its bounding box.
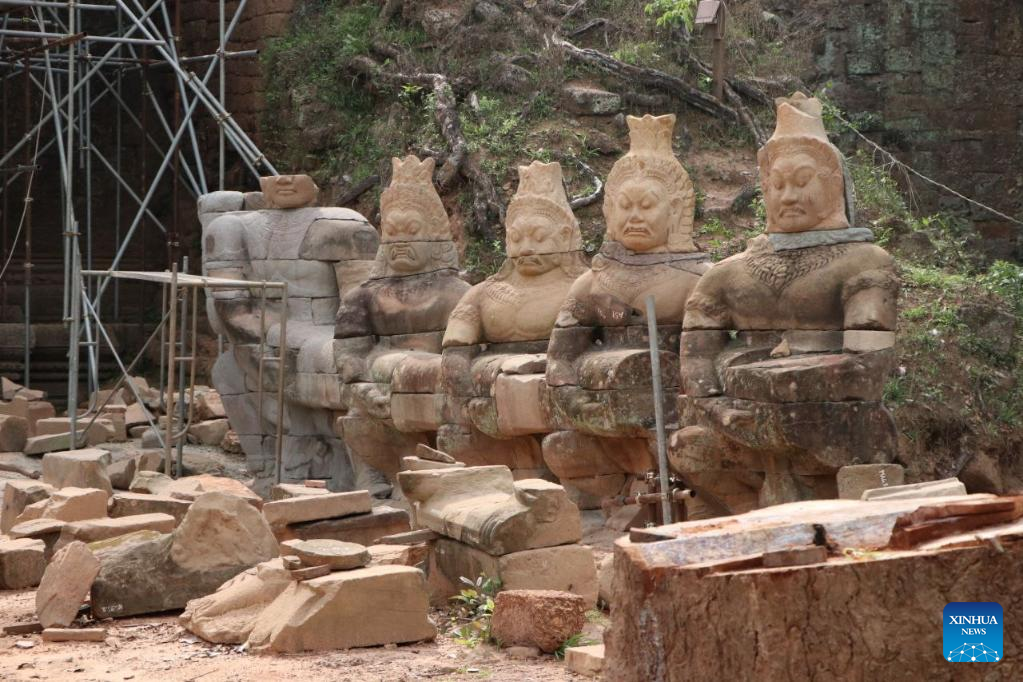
[0,0,277,410]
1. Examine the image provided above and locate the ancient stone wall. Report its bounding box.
[180,0,300,145]
[812,0,1023,259]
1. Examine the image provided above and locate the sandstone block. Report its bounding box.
[401,456,464,471]
[562,84,621,115]
[367,543,430,567]
[180,558,292,644]
[41,628,106,642]
[41,448,112,494]
[107,457,137,490]
[270,483,331,501]
[36,541,100,628]
[189,419,230,446]
[24,432,76,455]
[35,417,115,445]
[491,589,587,653]
[431,539,598,606]
[109,492,191,525]
[40,487,109,522]
[565,643,605,677]
[398,466,581,556]
[129,470,174,494]
[262,490,371,527]
[0,537,46,589]
[56,514,176,551]
[844,330,896,353]
[280,539,370,570]
[91,492,278,619]
[0,414,28,451]
[837,463,906,500]
[245,565,436,653]
[165,475,262,509]
[1,480,53,534]
[195,390,227,421]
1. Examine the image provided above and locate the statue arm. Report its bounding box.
[333,286,375,383]
[680,275,732,396]
[842,265,899,331]
[442,285,484,348]
[204,214,265,344]
[546,274,596,387]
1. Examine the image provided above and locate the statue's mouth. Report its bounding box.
[780,207,805,218]
[624,225,649,236]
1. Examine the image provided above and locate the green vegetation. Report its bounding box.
[644,0,698,31]
[448,575,501,648]
[554,632,598,661]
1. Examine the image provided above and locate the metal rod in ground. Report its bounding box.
[164,264,178,478]
[176,257,188,478]
[645,294,673,525]
[275,282,288,484]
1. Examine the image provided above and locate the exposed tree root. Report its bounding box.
[348,56,503,240]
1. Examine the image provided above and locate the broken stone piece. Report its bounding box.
[262,490,372,527]
[398,466,581,556]
[179,558,292,644]
[367,543,429,568]
[1,480,53,534]
[40,627,107,642]
[36,540,101,628]
[280,539,371,570]
[90,492,278,619]
[129,470,173,494]
[41,448,112,494]
[565,643,605,677]
[270,483,331,501]
[0,414,28,452]
[107,457,137,491]
[245,565,436,653]
[0,537,46,589]
[490,589,587,653]
[862,478,967,501]
[188,419,230,446]
[34,417,115,446]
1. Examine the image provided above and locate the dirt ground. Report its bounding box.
[0,585,605,682]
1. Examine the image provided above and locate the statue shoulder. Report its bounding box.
[300,210,379,262]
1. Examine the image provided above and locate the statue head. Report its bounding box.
[758,93,851,233]
[504,161,582,276]
[376,155,456,276]
[259,174,319,209]
[603,114,696,254]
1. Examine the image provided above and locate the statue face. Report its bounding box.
[764,153,832,233]
[609,179,673,252]
[382,207,429,241]
[385,242,426,273]
[262,174,317,209]
[507,214,570,276]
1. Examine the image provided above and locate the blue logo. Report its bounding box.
[944,602,1002,662]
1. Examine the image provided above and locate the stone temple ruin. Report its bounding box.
[0,93,1019,678]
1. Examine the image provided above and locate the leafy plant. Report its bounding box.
[448,575,502,648]
[554,632,598,661]
[644,0,698,31]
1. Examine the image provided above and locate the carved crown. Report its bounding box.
[379,155,451,241]
[505,161,582,252]
[604,114,697,252]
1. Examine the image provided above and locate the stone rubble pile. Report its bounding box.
[397,463,598,605]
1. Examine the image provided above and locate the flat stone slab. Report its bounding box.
[565,643,605,677]
[9,518,66,539]
[36,540,100,628]
[109,492,191,525]
[270,483,331,501]
[1,480,53,534]
[281,505,410,547]
[280,539,370,570]
[262,490,372,527]
[55,514,176,551]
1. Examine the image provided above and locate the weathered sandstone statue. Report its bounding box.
[334,156,469,486]
[542,114,710,505]
[438,161,587,476]
[671,92,900,515]
[201,174,379,494]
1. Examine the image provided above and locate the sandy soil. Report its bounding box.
[0,585,604,682]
